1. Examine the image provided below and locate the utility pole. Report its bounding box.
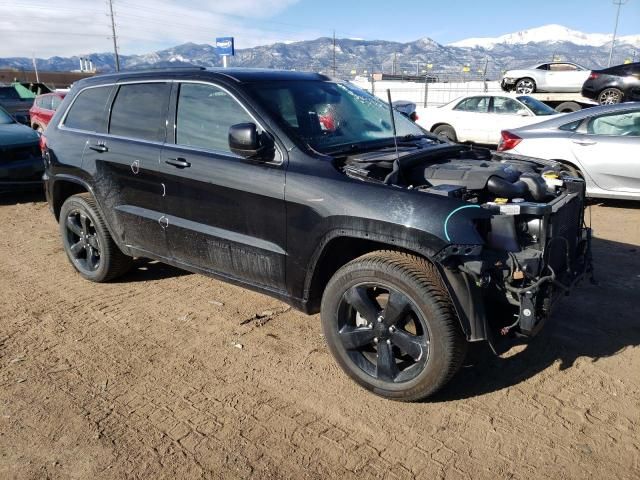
[608,0,628,67]
[332,30,336,77]
[108,0,121,72]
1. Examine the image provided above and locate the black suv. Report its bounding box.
[43,68,592,401]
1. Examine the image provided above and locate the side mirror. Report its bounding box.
[517,109,530,117]
[228,123,273,160]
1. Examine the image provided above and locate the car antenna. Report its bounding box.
[386,89,401,165]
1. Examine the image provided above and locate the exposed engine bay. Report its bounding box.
[337,140,593,344]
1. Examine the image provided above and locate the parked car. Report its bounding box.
[0,84,33,125]
[42,69,591,401]
[501,62,592,94]
[498,103,640,200]
[581,62,640,105]
[30,92,66,132]
[417,94,559,144]
[0,105,44,191]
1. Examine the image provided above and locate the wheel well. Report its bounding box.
[305,237,422,314]
[52,180,89,220]
[430,122,452,132]
[553,159,584,178]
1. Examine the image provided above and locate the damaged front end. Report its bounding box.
[435,167,593,344]
[340,142,593,344]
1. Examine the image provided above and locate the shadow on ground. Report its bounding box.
[436,235,640,401]
[0,189,45,205]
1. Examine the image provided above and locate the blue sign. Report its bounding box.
[216,37,235,56]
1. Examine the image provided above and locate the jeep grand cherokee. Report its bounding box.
[42,68,592,401]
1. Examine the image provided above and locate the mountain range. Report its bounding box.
[1,24,638,79]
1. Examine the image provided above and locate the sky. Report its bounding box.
[0,0,639,58]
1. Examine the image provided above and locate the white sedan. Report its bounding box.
[416,94,559,145]
[501,62,591,94]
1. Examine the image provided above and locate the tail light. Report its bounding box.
[588,72,599,80]
[39,134,48,153]
[497,131,522,152]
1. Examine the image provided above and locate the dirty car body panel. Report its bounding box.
[43,68,591,351]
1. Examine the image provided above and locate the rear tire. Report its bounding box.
[59,193,132,282]
[433,124,458,142]
[598,88,623,105]
[555,101,582,113]
[515,78,536,94]
[321,251,467,401]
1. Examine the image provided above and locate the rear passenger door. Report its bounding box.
[160,82,287,291]
[82,81,172,258]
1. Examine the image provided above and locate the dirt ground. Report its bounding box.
[0,192,639,480]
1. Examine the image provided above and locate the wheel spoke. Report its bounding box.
[66,215,83,236]
[391,329,427,361]
[69,241,84,258]
[376,340,398,381]
[338,326,376,350]
[344,286,380,324]
[383,291,411,326]
[86,246,98,270]
[79,213,89,234]
[87,235,99,250]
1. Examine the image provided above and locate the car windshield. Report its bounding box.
[246,80,425,154]
[0,107,15,124]
[516,96,557,116]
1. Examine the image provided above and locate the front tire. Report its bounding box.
[598,88,623,105]
[321,251,467,401]
[59,193,132,282]
[515,78,536,94]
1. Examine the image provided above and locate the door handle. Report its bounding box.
[572,139,597,146]
[89,144,108,153]
[165,157,191,169]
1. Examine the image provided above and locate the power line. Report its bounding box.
[608,0,629,67]
[108,0,120,71]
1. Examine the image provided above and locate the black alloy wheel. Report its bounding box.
[64,209,102,274]
[59,193,132,282]
[336,283,430,383]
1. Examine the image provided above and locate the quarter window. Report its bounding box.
[176,83,253,153]
[39,96,53,110]
[64,86,112,132]
[109,83,171,142]
[51,96,63,111]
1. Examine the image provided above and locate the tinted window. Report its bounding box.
[536,64,549,70]
[516,96,557,116]
[64,86,112,131]
[176,83,254,153]
[587,110,640,136]
[493,97,523,114]
[559,120,582,132]
[109,83,171,142]
[454,97,489,113]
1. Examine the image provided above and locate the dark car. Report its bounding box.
[0,105,43,191]
[582,62,640,105]
[30,92,66,132]
[42,68,591,401]
[0,84,33,125]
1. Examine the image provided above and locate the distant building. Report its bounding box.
[0,69,96,89]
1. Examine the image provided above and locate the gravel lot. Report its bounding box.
[1,192,639,480]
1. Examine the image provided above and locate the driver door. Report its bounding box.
[160,82,288,291]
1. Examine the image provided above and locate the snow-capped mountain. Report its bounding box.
[449,24,640,49]
[0,25,637,79]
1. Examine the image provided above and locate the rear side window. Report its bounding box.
[109,83,171,142]
[587,110,640,136]
[453,97,489,113]
[64,86,112,131]
[175,83,253,153]
[38,96,53,110]
[51,96,63,111]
